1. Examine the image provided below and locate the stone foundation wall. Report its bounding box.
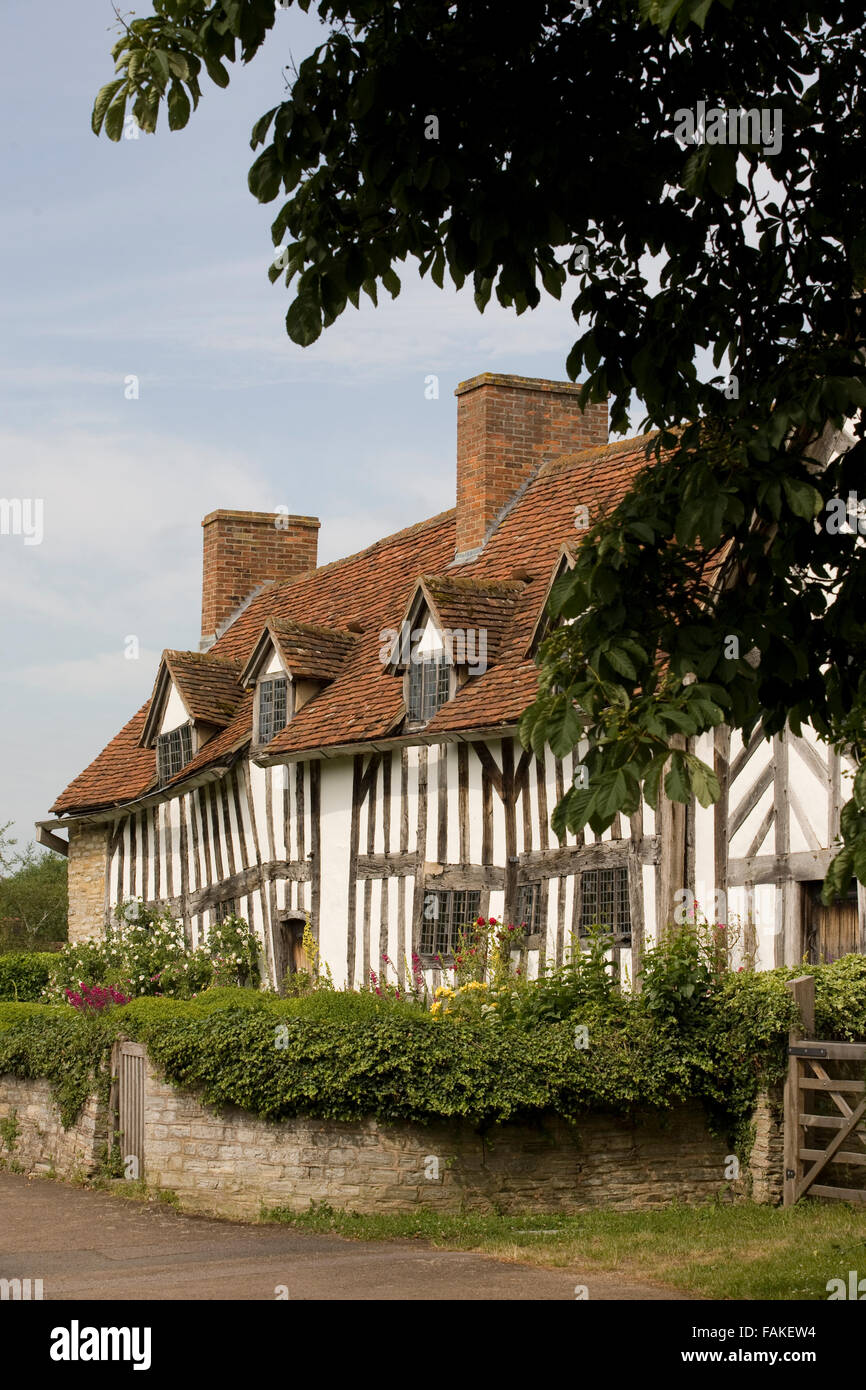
[0,1054,784,1218]
[66,824,109,945]
[0,1074,107,1179]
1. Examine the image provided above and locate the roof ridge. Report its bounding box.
[269,616,358,639]
[423,574,526,594]
[165,649,242,670]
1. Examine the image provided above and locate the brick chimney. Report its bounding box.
[454,373,608,560]
[200,510,320,650]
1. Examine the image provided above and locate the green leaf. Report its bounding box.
[167,81,191,132]
[547,701,584,759]
[664,752,691,803]
[285,293,322,347]
[205,54,231,89]
[684,753,721,808]
[605,646,637,681]
[103,95,127,143]
[92,79,125,136]
[782,477,823,520]
[250,106,278,148]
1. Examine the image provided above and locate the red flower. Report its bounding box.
[475,917,485,926]
[488,918,496,926]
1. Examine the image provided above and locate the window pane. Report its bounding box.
[517,882,541,934]
[420,888,481,956]
[409,656,450,723]
[259,677,288,744]
[157,724,192,785]
[408,661,423,721]
[580,867,631,942]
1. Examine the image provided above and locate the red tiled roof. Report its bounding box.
[51,433,657,814]
[268,618,359,682]
[164,650,244,728]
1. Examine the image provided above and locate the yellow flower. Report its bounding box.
[434,985,455,998]
[462,980,487,991]
[430,1000,442,1015]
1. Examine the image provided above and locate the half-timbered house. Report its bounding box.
[37,373,864,986]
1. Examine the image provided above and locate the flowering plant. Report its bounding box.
[64,982,130,1013]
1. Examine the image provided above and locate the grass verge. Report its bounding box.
[262,1199,866,1300]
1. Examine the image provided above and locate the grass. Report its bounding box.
[262,1199,866,1300]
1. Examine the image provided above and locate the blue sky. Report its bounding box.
[0,0,636,846]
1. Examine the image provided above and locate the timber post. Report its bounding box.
[782,973,815,1207]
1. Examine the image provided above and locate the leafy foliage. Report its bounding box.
[8,943,866,1145]
[0,837,67,947]
[90,3,866,897]
[43,900,263,1001]
[0,953,55,1002]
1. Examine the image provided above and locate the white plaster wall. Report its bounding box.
[318,756,355,988]
[159,684,189,734]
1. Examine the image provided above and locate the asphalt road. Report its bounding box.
[0,1172,690,1301]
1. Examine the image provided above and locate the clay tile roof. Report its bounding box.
[418,575,525,665]
[164,650,244,728]
[51,433,659,813]
[269,618,358,682]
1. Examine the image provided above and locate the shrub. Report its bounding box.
[44,902,263,1003]
[0,952,55,1002]
[2,935,863,1142]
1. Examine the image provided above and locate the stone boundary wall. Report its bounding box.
[0,1075,107,1179]
[0,1056,784,1219]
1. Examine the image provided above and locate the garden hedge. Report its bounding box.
[1,957,865,1147]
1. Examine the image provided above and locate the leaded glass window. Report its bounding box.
[580,867,631,943]
[516,881,542,935]
[157,723,193,785]
[258,676,288,745]
[420,888,482,957]
[408,656,451,723]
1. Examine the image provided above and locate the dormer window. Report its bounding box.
[140,649,243,785]
[241,618,357,753]
[257,675,289,745]
[408,654,451,723]
[157,722,193,786]
[386,574,525,730]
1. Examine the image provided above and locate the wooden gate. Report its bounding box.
[783,976,866,1205]
[111,1040,146,1181]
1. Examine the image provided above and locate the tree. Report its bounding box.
[93,1,866,897]
[0,838,68,946]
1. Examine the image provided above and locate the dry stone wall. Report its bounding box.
[1,1050,783,1219]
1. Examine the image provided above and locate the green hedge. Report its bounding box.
[1,959,865,1143]
[0,952,55,1002]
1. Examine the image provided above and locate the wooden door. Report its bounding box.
[274,915,308,992]
[117,1041,146,1180]
[804,881,859,964]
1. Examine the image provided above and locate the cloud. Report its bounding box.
[0,648,162,698]
[0,423,270,632]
